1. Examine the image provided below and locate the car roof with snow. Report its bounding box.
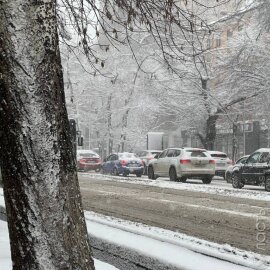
[183,147,207,151]
[255,148,270,152]
[207,150,227,155]
[77,149,99,156]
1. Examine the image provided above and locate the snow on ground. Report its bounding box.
[80,173,270,201]
[0,220,118,270]
[1,189,269,270]
[85,211,270,270]
[0,189,5,206]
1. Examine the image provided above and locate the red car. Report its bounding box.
[77,150,101,172]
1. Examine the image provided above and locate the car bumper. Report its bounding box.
[78,163,101,170]
[119,166,144,175]
[178,169,215,177]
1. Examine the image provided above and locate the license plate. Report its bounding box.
[193,160,204,166]
[128,164,138,167]
[129,168,134,172]
[217,163,225,167]
[87,161,95,164]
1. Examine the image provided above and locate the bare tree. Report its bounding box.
[0,0,238,268]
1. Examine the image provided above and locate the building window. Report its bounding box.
[215,35,221,47]
[207,38,211,49]
[227,29,233,39]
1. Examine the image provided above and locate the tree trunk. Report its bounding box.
[204,114,219,150]
[120,107,129,152]
[232,122,238,163]
[106,94,113,155]
[197,114,219,150]
[198,78,219,150]
[0,1,95,269]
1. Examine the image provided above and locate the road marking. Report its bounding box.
[156,199,270,220]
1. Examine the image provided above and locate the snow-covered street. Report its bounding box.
[78,173,270,256]
[1,186,270,269]
[79,173,270,201]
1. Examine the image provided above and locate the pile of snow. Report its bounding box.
[0,220,118,270]
[85,211,270,270]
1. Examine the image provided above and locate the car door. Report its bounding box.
[102,155,111,173]
[254,152,270,184]
[154,150,167,175]
[242,152,261,182]
[163,149,175,175]
[108,154,118,173]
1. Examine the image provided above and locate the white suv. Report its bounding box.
[207,151,232,179]
[148,148,215,184]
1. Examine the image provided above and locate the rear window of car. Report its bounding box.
[210,153,227,158]
[119,153,136,159]
[186,150,207,157]
[79,153,97,157]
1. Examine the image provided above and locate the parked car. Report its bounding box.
[148,148,215,184]
[207,151,232,179]
[225,155,249,183]
[231,148,270,191]
[101,152,144,177]
[77,150,101,172]
[137,150,162,174]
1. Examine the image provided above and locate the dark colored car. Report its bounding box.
[101,152,144,177]
[225,155,249,183]
[77,150,102,172]
[231,148,270,191]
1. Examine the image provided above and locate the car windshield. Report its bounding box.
[210,153,227,158]
[236,157,247,164]
[150,151,161,156]
[186,150,207,157]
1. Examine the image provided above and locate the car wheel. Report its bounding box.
[179,177,187,183]
[202,176,212,184]
[169,167,177,182]
[113,168,119,176]
[136,173,142,177]
[232,173,244,189]
[148,166,157,180]
[265,175,270,192]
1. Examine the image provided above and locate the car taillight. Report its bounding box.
[180,159,191,164]
[79,158,87,163]
[140,160,144,166]
[147,156,153,160]
[97,159,101,163]
[209,160,215,164]
[120,160,126,165]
